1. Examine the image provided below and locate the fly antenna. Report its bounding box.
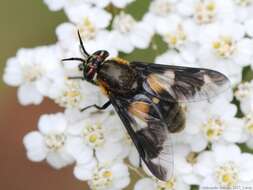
[77,30,90,57]
[61,57,85,62]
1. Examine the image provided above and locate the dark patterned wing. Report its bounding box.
[131,62,230,102]
[109,92,179,181]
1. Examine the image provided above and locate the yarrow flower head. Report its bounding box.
[23,113,75,169]
[4,0,253,189]
[111,12,153,53]
[195,143,253,189]
[67,111,127,164]
[74,161,130,190]
[134,176,190,190]
[3,45,63,105]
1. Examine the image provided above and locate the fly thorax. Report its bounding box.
[98,60,137,94]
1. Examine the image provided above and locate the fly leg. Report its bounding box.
[139,156,142,167]
[80,101,111,112]
[68,76,84,80]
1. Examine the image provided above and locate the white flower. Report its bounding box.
[3,45,63,105]
[52,78,102,110]
[155,49,199,67]
[74,161,130,190]
[234,90,253,149]
[43,0,84,11]
[57,4,118,55]
[173,144,202,185]
[67,112,127,164]
[108,0,135,8]
[111,12,153,53]
[197,22,252,85]
[56,24,118,59]
[241,113,253,149]
[143,0,179,32]
[44,0,134,11]
[23,113,76,169]
[134,176,190,190]
[235,81,253,115]
[65,4,111,31]
[174,91,244,152]
[195,143,253,189]
[177,0,235,25]
[232,0,253,22]
[156,15,199,50]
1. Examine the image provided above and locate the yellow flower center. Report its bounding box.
[55,79,82,108]
[150,0,172,16]
[83,123,105,148]
[45,133,66,151]
[90,167,113,190]
[234,0,253,6]
[23,64,43,82]
[113,12,136,34]
[202,117,225,141]
[78,17,96,41]
[194,1,217,24]
[215,161,239,188]
[163,24,187,48]
[103,171,112,178]
[235,82,253,100]
[212,36,236,58]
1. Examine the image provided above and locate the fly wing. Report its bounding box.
[109,93,175,181]
[131,62,230,102]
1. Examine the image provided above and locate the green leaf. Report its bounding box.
[242,66,253,82]
[238,143,253,154]
[126,0,150,20]
[191,185,199,190]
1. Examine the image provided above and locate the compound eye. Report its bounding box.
[78,64,84,71]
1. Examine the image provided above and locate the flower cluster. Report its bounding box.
[3,0,253,189]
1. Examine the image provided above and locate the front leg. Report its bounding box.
[68,76,84,80]
[80,100,111,112]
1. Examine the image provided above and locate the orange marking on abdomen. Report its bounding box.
[128,101,150,121]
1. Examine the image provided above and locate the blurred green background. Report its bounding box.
[0,0,66,89]
[0,1,154,190]
[0,1,85,190]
